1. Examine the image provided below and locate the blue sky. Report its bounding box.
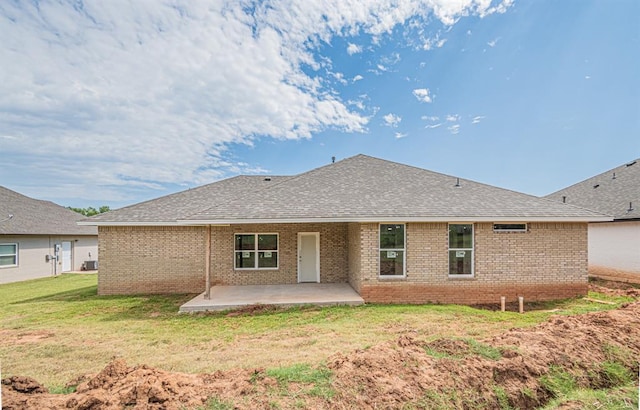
[1,0,638,209]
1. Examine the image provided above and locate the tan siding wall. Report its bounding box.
[98,226,206,295]
[0,235,98,285]
[359,222,588,304]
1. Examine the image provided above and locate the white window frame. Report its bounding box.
[234,233,279,270]
[379,223,406,278]
[0,243,18,268]
[448,224,474,278]
[493,223,527,233]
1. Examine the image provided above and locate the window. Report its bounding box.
[449,224,473,276]
[379,224,405,277]
[493,223,527,232]
[0,243,18,267]
[234,234,278,269]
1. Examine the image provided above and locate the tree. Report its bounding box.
[68,206,111,217]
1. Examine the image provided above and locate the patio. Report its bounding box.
[179,283,365,313]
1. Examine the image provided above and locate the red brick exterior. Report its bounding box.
[98,222,588,303]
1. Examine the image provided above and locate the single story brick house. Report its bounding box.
[545,159,639,283]
[1,186,98,284]
[83,155,609,304]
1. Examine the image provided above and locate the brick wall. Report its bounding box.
[356,222,588,304]
[99,221,588,304]
[99,223,349,293]
[210,223,348,286]
[98,226,206,295]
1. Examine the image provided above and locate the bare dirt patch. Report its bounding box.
[0,329,55,344]
[3,299,639,409]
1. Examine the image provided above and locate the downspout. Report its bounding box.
[204,225,211,299]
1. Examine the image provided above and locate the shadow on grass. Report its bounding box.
[12,285,99,304]
[11,285,196,321]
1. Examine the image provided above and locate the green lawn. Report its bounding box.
[0,273,636,408]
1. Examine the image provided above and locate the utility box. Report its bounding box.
[84,260,98,270]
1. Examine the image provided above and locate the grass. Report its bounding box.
[540,366,578,398]
[266,363,334,399]
[541,383,639,409]
[0,273,635,394]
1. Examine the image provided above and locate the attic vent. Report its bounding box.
[626,161,636,167]
[593,184,600,189]
[264,177,272,182]
[612,172,616,179]
[494,223,527,232]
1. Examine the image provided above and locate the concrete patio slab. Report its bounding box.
[179,283,364,313]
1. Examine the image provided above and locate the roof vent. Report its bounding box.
[454,178,461,188]
[612,172,616,179]
[332,156,336,164]
[562,196,567,203]
[264,177,272,182]
[628,202,634,213]
[593,184,600,189]
[626,161,636,167]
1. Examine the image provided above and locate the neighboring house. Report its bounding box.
[0,186,98,284]
[83,155,608,304]
[545,159,640,283]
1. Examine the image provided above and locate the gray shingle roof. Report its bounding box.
[86,155,608,225]
[545,159,640,221]
[0,186,97,235]
[88,175,292,224]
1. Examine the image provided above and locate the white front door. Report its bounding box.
[61,241,72,272]
[298,233,319,283]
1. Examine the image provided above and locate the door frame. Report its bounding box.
[61,241,72,272]
[297,232,320,283]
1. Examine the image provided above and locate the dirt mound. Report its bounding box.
[3,303,639,409]
[590,282,640,298]
[328,302,640,409]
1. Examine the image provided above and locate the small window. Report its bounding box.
[449,224,473,276]
[379,224,405,277]
[234,234,278,270]
[493,223,527,232]
[0,243,18,267]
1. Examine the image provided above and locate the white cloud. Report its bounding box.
[448,124,461,134]
[446,114,461,122]
[425,123,442,129]
[423,36,447,50]
[487,37,501,47]
[421,115,439,121]
[472,115,485,124]
[353,75,364,82]
[347,43,362,55]
[395,132,408,139]
[413,88,433,103]
[0,0,513,205]
[383,113,402,127]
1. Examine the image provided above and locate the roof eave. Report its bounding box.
[175,215,613,225]
[79,216,613,227]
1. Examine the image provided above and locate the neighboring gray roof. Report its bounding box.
[0,186,97,235]
[85,155,609,226]
[545,159,640,221]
